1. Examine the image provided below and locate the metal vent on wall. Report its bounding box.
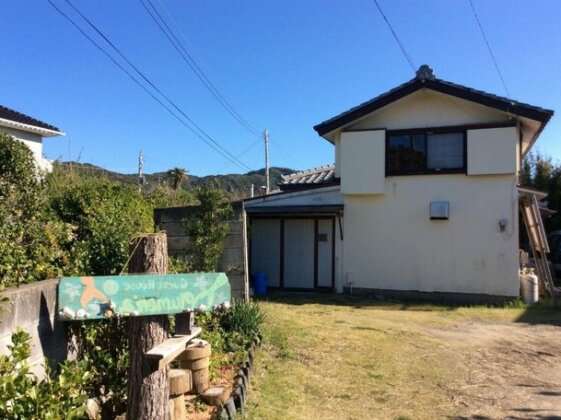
[430,201,449,220]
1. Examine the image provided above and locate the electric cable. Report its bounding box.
[139,0,262,137]
[468,0,511,98]
[371,0,416,72]
[48,0,252,171]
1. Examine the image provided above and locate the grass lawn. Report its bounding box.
[245,293,561,420]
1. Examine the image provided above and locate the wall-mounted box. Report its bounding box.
[430,201,449,220]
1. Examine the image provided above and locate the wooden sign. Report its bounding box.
[58,273,231,320]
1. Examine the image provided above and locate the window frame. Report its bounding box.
[385,127,467,176]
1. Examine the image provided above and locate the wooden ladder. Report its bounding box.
[520,193,558,304]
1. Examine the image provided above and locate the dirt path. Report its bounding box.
[429,322,561,419]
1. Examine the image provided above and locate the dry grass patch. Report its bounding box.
[245,294,561,420]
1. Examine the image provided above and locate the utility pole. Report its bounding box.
[138,150,144,191]
[264,129,270,194]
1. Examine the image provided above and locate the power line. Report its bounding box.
[139,0,262,137]
[371,0,416,72]
[61,0,251,171]
[140,0,306,170]
[48,0,252,172]
[217,137,262,173]
[468,0,511,98]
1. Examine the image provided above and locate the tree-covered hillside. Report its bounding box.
[55,162,296,200]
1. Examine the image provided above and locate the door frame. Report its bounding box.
[249,215,336,292]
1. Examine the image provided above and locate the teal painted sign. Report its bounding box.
[58,273,231,321]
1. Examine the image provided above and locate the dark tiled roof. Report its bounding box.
[314,65,554,136]
[280,164,337,190]
[0,104,61,132]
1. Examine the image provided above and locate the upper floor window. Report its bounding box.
[386,129,465,175]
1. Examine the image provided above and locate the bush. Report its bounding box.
[0,329,89,419]
[183,182,233,272]
[221,299,263,341]
[50,177,153,275]
[197,300,263,376]
[0,134,71,287]
[68,318,129,418]
[144,185,195,209]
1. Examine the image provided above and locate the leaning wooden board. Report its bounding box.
[58,273,231,320]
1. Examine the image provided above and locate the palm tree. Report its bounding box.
[166,167,188,190]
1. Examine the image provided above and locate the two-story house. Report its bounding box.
[244,65,553,302]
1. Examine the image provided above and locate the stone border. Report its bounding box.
[216,330,263,419]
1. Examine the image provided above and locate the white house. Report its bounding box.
[245,65,554,302]
[0,104,64,172]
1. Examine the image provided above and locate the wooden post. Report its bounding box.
[126,232,171,420]
[242,208,250,303]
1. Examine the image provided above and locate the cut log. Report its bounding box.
[169,369,192,396]
[169,395,185,420]
[191,368,210,394]
[179,339,211,360]
[179,355,210,371]
[191,368,209,384]
[200,386,228,406]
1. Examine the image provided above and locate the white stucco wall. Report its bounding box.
[343,174,519,296]
[334,89,515,183]
[349,89,511,131]
[333,89,521,297]
[334,135,341,178]
[1,127,52,172]
[335,215,344,293]
[340,130,385,194]
[467,126,518,175]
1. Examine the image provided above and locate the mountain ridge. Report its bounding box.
[55,161,297,199]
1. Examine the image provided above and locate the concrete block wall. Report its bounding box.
[0,278,67,377]
[154,204,249,301]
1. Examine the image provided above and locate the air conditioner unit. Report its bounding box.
[430,201,449,220]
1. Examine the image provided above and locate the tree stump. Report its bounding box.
[126,232,171,420]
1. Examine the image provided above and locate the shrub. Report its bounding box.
[221,299,263,342]
[144,184,195,209]
[68,318,130,418]
[0,329,89,419]
[50,177,153,275]
[197,300,263,376]
[183,182,234,272]
[0,134,71,287]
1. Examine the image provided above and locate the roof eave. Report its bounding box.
[313,77,554,141]
[0,118,65,137]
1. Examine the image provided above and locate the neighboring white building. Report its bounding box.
[245,65,554,302]
[0,104,64,172]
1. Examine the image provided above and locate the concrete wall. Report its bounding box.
[154,206,248,300]
[0,279,67,377]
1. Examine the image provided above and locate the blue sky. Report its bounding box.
[2,0,560,176]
